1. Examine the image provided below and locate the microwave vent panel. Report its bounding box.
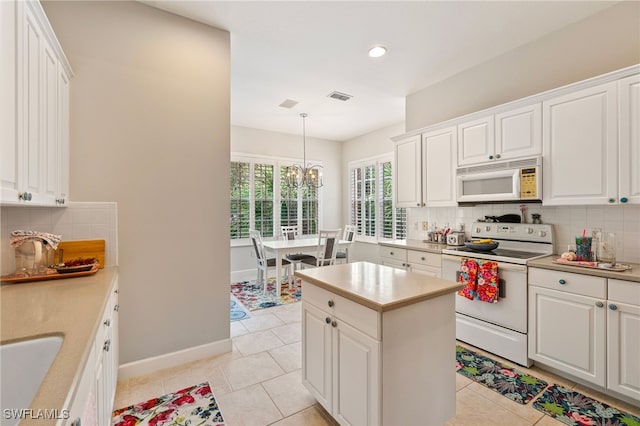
[457,156,540,175]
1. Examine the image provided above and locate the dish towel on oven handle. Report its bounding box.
[457,258,479,300]
[476,260,499,303]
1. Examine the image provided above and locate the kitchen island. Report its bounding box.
[295,261,463,426]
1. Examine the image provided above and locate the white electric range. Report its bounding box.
[442,222,555,367]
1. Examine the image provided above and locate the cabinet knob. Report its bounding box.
[416,203,420,207]
[114,289,119,294]
[489,155,494,160]
[595,301,604,308]
[327,300,334,308]
[104,319,110,327]
[495,154,501,159]
[558,279,566,285]
[331,320,337,328]
[609,304,618,311]
[390,251,394,255]
[114,304,120,312]
[421,257,425,261]
[609,198,616,203]
[325,317,331,324]
[103,339,111,352]
[19,192,32,201]
[620,197,628,203]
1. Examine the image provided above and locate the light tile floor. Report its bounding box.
[114,301,640,426]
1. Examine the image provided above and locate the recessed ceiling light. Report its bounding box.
[368,46,387,58]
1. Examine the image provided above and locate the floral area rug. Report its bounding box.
[455,345,548,404]
[230,294,250,322]
[112,382,223,425]
[230,278,301,311]
[533,384,640,426]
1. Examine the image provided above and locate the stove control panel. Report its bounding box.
[470,222,554,244]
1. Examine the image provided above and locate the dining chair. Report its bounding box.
[300,229,342,268]
[280,225,315,278]
[336,224,357,264]
[249,229,292,293]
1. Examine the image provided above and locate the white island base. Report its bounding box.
[296,261,462,426]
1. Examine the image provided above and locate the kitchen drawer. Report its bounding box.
[528,268,606,299]
[608,279,640,305]
[379,246,407,261]
[302,281,380,340]
[407,250,441,268]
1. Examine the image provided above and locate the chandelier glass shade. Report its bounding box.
[284,113,323,189]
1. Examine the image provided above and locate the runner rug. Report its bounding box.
[112,382,224,426]
[230,278,301,311]
[455,345,548,405]
[533,384,640,426]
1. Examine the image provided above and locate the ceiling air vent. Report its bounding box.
[279,99,298,109]
[327,91,353,102]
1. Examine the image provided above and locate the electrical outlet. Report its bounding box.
[422,221,428,231]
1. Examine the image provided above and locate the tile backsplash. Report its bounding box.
[407,203,640,264]
[1,202,118,275]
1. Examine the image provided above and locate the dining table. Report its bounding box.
[262,238,351,289]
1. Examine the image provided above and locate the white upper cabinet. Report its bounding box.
[457,116,494,166]
[394,127,457,208]
[458,104,542,167]
[542,82,618,205]
[1,0,72,206]
[495,103,542,161]
[618,74,640,205]
[394,134,423,208]
[424,126,457,207]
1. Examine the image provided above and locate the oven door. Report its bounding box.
[442,254,528,333]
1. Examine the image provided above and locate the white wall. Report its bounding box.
[230,126,342,278]
[42,1,231,365]
[406,1,640,131]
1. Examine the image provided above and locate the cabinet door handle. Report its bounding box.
[609,304,618,311]
[327,300,334,308]
[595,301,604,308]
[558,279,566,285]
[331,320,337,328]
[325,317,331,324]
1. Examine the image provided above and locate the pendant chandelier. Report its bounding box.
[285,113,323,189]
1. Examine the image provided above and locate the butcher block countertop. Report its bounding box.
[0,267,118,425]
[528,255,640,283]
[295,261,463,312]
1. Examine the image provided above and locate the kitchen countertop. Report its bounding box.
[1,267,118,425]
[528,255,640,283]
[378,238,453,254]
[295,261,463,312]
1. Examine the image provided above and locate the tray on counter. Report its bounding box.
[1,264,99,284]
[552,258,632,272]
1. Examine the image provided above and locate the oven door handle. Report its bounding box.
[455,272,506,299]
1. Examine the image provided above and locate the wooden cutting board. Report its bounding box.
[54,240,106,269]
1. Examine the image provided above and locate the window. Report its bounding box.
[230,156,321,240]
[349,155,406,241]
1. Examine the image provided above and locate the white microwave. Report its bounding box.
[456,157,541,203]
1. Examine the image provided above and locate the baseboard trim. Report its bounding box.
[231,269,255,282]
[118,338,232,380]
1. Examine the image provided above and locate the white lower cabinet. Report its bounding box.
[607,279,640,401]
[302,280,456,425]
[67,278,119,426]
[302,287,380,426]
[529,268,640,402]
[379,245,441,277]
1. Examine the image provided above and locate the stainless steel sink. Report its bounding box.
[1,335,63,426]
